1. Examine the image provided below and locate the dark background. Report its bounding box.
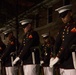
[0,0,43,26]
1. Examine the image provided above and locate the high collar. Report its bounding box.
[67,18,75,25]
[65,18,75,27]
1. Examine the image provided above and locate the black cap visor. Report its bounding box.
[22,23,29,28]
[59,10,70,18]
[43,36,49,39]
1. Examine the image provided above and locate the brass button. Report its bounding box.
[63,32,65,34]
[62,35,64,38]
[24,44,25,46]
[59,51,61,53]
[62,39,64,41]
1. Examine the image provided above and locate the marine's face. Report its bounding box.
[23,26,29,34]
[61,12,72,24]
[8,33,13,39]
[23,24,31,34]
[43,38,49,43]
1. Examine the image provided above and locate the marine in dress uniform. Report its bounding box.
[49,4,76,75]
[1,29,18,75]
[12,19,40,75]
[40,33,55,75]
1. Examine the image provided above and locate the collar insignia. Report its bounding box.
[71,27,76,32]
[29,35,33,39]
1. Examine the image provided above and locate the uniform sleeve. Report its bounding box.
[18,31,39,59]
[56,30,76,60]
[1,44,14,60]
[70,35,76,52]
[1,38,16,60]
[40,45,44,60]
[1,43,6,50]
[18,39,33,59]
[54,32,62,55]
[0,43,6,56]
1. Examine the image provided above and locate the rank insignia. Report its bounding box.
[11,41,14,45]
[71,27,76,32]
[29,35,33,39]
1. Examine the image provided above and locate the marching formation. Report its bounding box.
[0,4,76,75]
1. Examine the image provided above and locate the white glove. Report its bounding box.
[49,57,54,68]
[12,57,20,66]
[49,57,59,68]
[50,57,54,62]
[40,60,44,66]
[40,60,44,65]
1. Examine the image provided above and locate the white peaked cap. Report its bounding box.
[41,33,49,38]
[55,4,72,14]
[3,29,12,35]
[20,19,32,25]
